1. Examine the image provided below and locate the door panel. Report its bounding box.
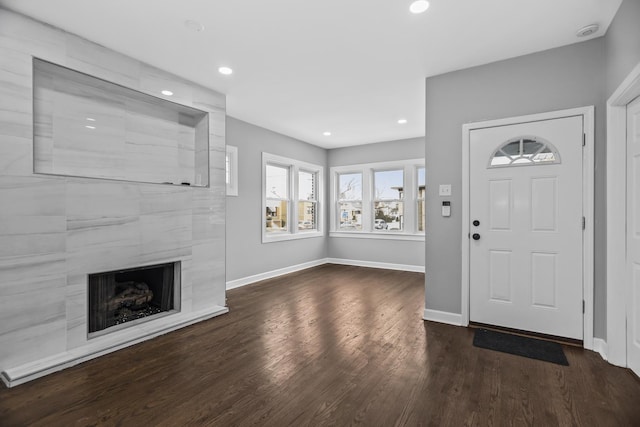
[531,177,557,231]
[531,252,557,308]
[489,250,512,302]
[626,96,640,376]
[489,180,512,230]
[469,116,583,339]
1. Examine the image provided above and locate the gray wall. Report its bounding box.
[327,137,425,267]
[225,117,328,282]
[605,0,640,97]
[226,127,426,282]
[328,137,424,166]
[424,38,607,336]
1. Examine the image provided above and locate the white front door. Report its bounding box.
[469,116,584,340]
[627,96,640,376]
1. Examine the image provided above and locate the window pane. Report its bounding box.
[418,200,425,232]
[298,201,317,230]
[374,170,403,200]
[501,140,521,156]
[339,201,362,230]
[417,167,425,199]
[490,138,560,167]
[374,201,404,231]
[266,200,288,232]
[532,152,557,163]
[338,173,362,201]
[299,171,316,200]
[522,140,544,155]
[266,164,288,198]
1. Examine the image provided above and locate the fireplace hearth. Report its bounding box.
[88,262,180,336]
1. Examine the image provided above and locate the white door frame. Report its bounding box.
[606,62,640,367]
[461,106,595,349]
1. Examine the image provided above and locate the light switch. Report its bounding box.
[439,184,452,196]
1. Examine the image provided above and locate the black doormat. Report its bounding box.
[473,328,569,366]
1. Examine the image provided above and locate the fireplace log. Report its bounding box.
[106,281,154,310]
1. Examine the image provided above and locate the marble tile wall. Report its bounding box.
[0,9,226,378]
[33,58,208,187]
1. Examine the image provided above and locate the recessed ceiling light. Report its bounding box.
[576,24,599,38]
[161,90,173,96]
[323,131,332,136]
[410,0,430,14]
[218,66,233,75]
[184,19,205,32]
[86,117,96,122]
[398,119,408,124]
[85,125,96,130]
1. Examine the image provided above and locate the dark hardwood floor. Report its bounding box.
[1,264,639,426]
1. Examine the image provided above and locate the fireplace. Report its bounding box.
[88,262,180,336]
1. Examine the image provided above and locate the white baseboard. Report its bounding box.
[1,306,228,388]
[423,308,463,326]
[226,259,330,290]
[226,258,425,290]
[326,258,425,273]
[593,338,608,361]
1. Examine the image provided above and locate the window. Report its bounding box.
[338,172,362,230]
[330,159,424,240]
[417,167,425,232]
[489,136,560,167]
[373,169,404,231]
[298,170,318,231]
[265,164,289,233]
[263,153,323,242]
[226,145,238,196]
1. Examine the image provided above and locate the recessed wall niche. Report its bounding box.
[33,58,209,187]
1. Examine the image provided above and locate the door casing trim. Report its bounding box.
[606,61,640,367]
[461,106,595,350]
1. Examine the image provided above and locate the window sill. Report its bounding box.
[329,231,425,242]
[262,230,324,243]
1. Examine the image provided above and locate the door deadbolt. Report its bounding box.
[473,220,480,226]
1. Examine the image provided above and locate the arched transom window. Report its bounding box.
[489,136,561,168]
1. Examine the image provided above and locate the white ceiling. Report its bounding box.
[0,0,622,148]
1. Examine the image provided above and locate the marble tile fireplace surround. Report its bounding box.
[88,262,180,336]
[0,10,228,387]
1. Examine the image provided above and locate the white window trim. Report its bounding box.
[226,145,238,196]
[330,158,424,240]
[262,152,324,243]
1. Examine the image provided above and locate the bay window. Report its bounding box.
[330,159,424,240]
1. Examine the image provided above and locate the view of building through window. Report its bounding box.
[263,153,324,241]
[418,167,425,232]
[298,171,317,231]
[338,173,362,230]
[374,169,404,231]
[331,159,424,236]
[265,164,289,233]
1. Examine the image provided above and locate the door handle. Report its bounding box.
[472,233,481,240]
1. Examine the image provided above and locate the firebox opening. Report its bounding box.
[88,261,180,336]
